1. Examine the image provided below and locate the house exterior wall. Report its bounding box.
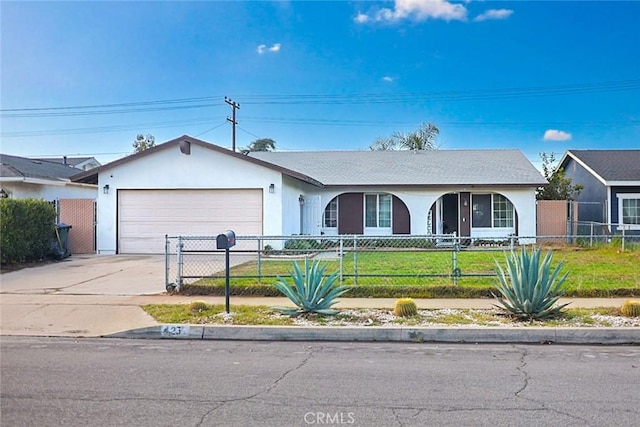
[562,157,608,222]
[313,186,537,242]
[96,144,284,254]
[612,186,640,235]
[1,181,96,201]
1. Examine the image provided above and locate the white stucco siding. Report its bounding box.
[96,144,284,254]
[1,181,97,200]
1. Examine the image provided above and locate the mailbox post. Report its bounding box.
[216,230,236,313]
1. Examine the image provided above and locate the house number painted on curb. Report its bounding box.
[161,325,190,337]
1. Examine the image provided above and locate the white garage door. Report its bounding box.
[118,189,263,253]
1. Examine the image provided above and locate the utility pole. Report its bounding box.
[225,97,240,152]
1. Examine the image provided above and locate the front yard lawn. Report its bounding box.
[181,246,640,298]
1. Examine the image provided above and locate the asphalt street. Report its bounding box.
[2,337,639,426]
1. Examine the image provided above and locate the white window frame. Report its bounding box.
[471,193,514,229]
[323,197,338,228]
[617,193,640,230]
[364,193,392,232]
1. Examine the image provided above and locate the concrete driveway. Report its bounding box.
[0,255,167,296]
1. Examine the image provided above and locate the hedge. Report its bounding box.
[0,198,57,264]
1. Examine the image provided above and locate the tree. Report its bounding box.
[536,152,584,200]
[132,134,156,153]
[370,122,439,151]
[241,138,276,154]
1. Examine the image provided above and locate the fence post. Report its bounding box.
[339,236,344,285]
[590,222,594,247]
[164,235,169,290]
[177,236,184,291]
[621,226,626,253]
[353,235,358,286]
[257,237,262,283]
[452,242,461,286]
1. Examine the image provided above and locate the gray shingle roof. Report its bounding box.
[32,157,97,168]
[0,154,83,181]
[250,149,545,186]
[567,150,640,182]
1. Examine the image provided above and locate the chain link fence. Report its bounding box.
[165,230,640,292]
[164,234,525,292]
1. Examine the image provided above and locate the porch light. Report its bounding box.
[103,184,110,195]
[0,188,8,198]
[269,183,275,193]
[298,195,305,205]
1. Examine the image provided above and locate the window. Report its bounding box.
[472,194,514,228]
[365,194,392,228]
[323,197,338,228]
[493,194,514,228]
[472,195,492,228]
[619,194,640,229]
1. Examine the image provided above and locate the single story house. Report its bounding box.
[559,149,640,234]
[71,135,546,254]
[0,153,97,200]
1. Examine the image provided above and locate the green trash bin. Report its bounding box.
[53,223,72,259]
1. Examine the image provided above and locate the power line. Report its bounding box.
[2,79,638,117]
[1,103,223,118]
[1,117,218,138]
[195,122,227,137]
[0,95,222,112]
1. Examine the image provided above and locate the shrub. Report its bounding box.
[188,300,209,313]
[493,246,570,321]
[272,259,349,316]
[393,298,418,317]
[283,238,321,251]
[621,300,640,317]
[0,198,57,264]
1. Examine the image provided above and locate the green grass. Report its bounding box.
[143,303,294,326]
[180,246,640,298]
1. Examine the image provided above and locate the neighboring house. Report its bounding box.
[72,135,545,254]
[559,150,640,234]
[32,156,101,171]
[0,153,98,200]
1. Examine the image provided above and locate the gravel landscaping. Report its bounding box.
[208,307,640,328]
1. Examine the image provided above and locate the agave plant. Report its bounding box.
[493,246,570,321]
[273,259,349,316]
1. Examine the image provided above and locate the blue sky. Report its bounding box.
[1,1,639,169]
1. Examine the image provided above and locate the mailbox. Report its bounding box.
[216,230,236,249]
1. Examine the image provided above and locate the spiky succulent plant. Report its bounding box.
[493,246,570,321]
[621,300,640,317]
[273,259,349,316]
[394,298,418,317]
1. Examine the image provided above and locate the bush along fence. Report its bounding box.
[164,234,523,293]
[0,198,57,264]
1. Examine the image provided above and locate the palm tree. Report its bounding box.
[370,122,439,151]
[241,138,276,154]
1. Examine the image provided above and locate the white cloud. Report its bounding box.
[543,130,572,141]
[257,43,281,54]
[354,13,369,24]
[474,9,514,22]
[382,76,394,82]
[355,0,468,24]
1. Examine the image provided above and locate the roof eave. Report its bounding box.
[70,135,323,187]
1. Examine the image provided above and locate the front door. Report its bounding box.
[441,193,459,236]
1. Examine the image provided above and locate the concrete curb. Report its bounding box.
[107,325,640,345]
